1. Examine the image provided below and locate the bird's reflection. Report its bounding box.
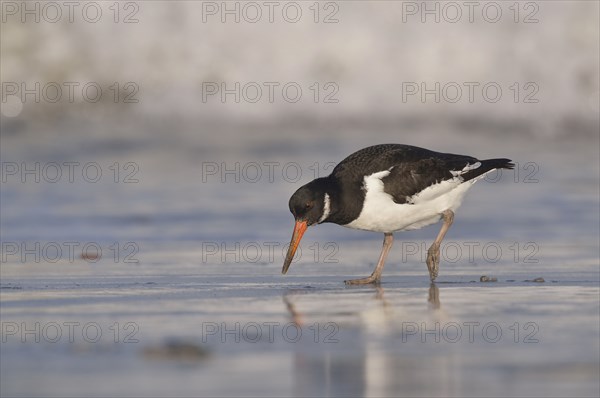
[282,283,443,397]
[373,285,395,319]
[282,292,304,326]
[374,285,386,301]
[375,283,442,315]
[283,282,443,325]
[428,283,441,310]
[283,289,366,397]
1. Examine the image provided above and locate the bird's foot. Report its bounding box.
[344,275,381,285]
[426,244,440,281]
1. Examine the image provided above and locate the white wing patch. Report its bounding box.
[450,162,481,177]
[406,178,462,204]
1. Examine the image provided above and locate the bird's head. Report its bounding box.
[282,178,330,274]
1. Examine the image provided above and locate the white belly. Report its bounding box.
[344,171,476,233]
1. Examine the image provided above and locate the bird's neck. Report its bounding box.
[320,176,364,226]
[317,177,345,225]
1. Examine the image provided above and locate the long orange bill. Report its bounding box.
[282,220,308,274]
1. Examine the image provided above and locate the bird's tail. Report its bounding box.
[461,158,514,182]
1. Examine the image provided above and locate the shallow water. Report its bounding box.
[1,259,599,397]
[1,121,599,397]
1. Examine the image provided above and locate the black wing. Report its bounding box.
[332,144,512,205]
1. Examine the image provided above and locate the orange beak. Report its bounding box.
[282,220,308,274]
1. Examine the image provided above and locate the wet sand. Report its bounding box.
[2,244,598,397]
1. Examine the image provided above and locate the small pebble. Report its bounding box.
[81,251,100,261]
[524,277,545,283]
[480,276,498,282]
[143,340,209,361]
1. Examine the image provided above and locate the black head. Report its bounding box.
[288,178,328,226]
[282,178,330,274]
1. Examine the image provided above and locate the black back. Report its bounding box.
[324,144,513,225]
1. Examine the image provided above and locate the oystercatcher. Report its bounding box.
[282,144,513,284]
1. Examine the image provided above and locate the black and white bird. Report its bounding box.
[282,144,513,284]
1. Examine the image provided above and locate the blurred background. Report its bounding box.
[1,1,599,397]
[1,0,598,248]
